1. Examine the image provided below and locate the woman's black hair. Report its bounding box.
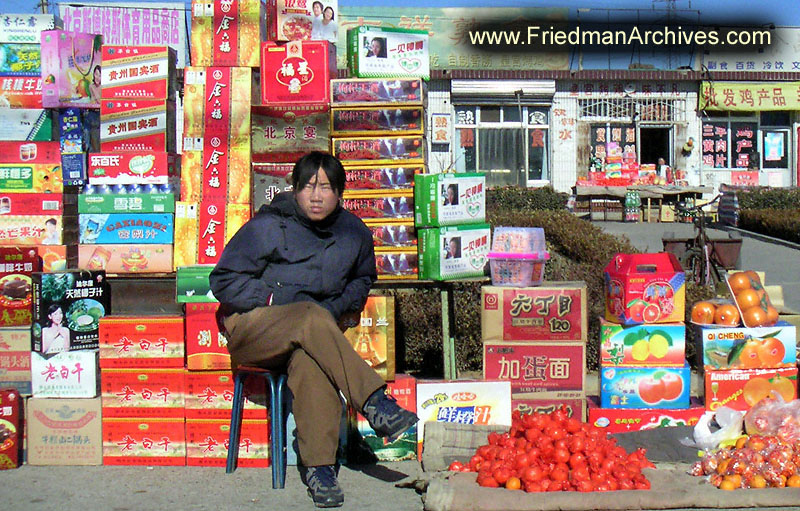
[312,0,323,10]
[46,304,62,324]
[323,6,334,19]
[292,152,346,196]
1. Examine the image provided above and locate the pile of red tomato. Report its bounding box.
[447,407,655,492]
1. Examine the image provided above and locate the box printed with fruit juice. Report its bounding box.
[342,191,414,223]
[100,100,176,153]
[78,193,175,214]
[40,31,102,109]
[375,249,418,280]
[88,152,179,185]
[185,370,268,420]
[0,164,63,194]
[604,252,685,325]
[350,374,417,461]
[704,366,797,412]
[0,388,22,469]
[251,104,330,163]
[0,192,64,215]
[368,221,417,251]
[79,244,174,274]
[696,322,796,371]
[416,380,512,459]
[483,342,585,394]
[260,41,336,105]
[0,247,41,327]
[332,136,425,166]
[331,78,424,107]
[0,215,68,246]
[98,315,184,369]
[190,0,265,67]
[100,45,177,100]
[179,137,250,204]
[511,390,587,422]
[725,271,780,328]
[30,350,99,398]
[414,173,485,228]
[252,164,292,211]
[481,282,588,342]
[102,417,186,466]
[185,302,230,370]
[186,418,270,467]
[587,395,704,434]
[35,244,75,272]
[78,213,174,245]
[331,106,424,137]
[0,43,41,76]
[27,397,103,466]
[599,319,686,367]
[418,224,490,281]
[344,165,422,192]
[183,66,252,139]
[0,75,42,108]
[0,328,32,394]
[600,363,691,409]
[100,368,185,418]
[343,296,396,381]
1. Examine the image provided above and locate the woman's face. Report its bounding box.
[93,66,101,83]
[447,187,456,202]
[448,239,458,254]
[370,39,381,55]
[323,7,333,20]
[49,307,63,326]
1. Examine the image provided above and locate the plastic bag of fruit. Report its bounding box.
[681,407,744,451]
[744,392,800,442]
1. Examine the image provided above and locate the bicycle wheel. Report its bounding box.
[681,249,704,286]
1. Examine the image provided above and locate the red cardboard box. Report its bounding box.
[344,165,422,192]
[185,302,231,370]
[481,283,588,342]
[98,315,185,368]
[0,141,60,164]
[251,104,330,163]
[0,328,31,394]
[102,417,186,466]
[180,139,250,204]
[182,66,252,139]
[0,77,43,108]
[511,391,586,422]
[100,99,176,153]
[260,41,336,106]
[101,45,177,100]
[0,192,63,215]
[185,370,268,420]
[484,342,585,394]
[704,366,798,412]
[190,0,265,68]
[35,244,76,272]
[186,418,270,467]
[100,368,185,418]
[587,395,705,434]
[0,247,41,327]
[0,388,22,469]
[88,152,179,185]
[604,253,686,325]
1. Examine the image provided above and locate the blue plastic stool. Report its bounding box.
[226,366,289,489]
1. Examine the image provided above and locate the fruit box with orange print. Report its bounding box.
[102,417,186,466]
[599,319,686,367]
[483,342,585,394]
[604,252,685,325]
[600,363,691,409]
[704,366,797,412]
[186,418,270,467]
[185,302,230,370]
[100,368,185,418]
[696,322,796,371]
[99,316,184,369]
[184,370,267,420]
[587,395,704,434]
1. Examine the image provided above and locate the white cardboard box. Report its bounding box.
[31,350,99,398]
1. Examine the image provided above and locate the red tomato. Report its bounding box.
[514,453,530,470]
[568,452,586,469]
[469,454,484,471]
[576,480,594,492]
[448,461,464,471]
[544,424,567,441]
[477,475,499,488]
[550,466,569,482]
[571,466,590,483]
[521,465,544,482]
[568,436,585,453]
[565,418,582,433]
[524,428,541,442]
[524,481,543,492]
[553,448,570,464]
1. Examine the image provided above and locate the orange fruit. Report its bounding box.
[787,475,800,488]
[735,437,747,449]
[743,377,772,407]
[748,474,767,488]
[691,301,716,324]
[745,271,763,289]
[716,458,731,474]
[714,304,741,326]
[724,474,742,487]
[728,272,752,294]
[765,305,779,326]
[735,289,761,311]
[505,476,522,490]
[770,376,795,402]
[719,479,738,490]
[758,338,786,367]
[742,306,767,328]
[738,340,763,369]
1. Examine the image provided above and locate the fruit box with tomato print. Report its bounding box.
[261,41,336,105]
[350,374,417,461]
[102,417,186,466]
[186,418,270,467]
[98,315,184,368]
[414,173,486,228]
[600,363,691,409]
[185,302,230,371]
[483,342,585,394]
[100,368,185,418]
[190,0,266,68]
[696,322,797,371]
[511,390,587,422]
[0,247,41,327]
[599,319,686,367]
[587,395,705,434]
[185,370,268,420]
[704,366,798,412]
[481,282,588,342]
[416,380,511,459]
[0,327,32,394]
[604,252,685,325]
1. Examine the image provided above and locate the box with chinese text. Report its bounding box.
[88,152,179,185]
[587,395,704,434]
[368,221,417,251]
[26,397,103,466]
[100,99,176,152]
[0,193,64,215]
[100,368,185,418]
[31,349,99,398]
[696,322,797,370]
[481,283,588,342]
[483,342,585,394]
[0,14,60,44]
[375,249,418,280]
[416,380,511,459]
[31,270,111,353]
[102,417,186,466]
[704,366,798,412]
[414,173,485,227]
[0,247,41,327]
[186,418,270,467]
[0,388,21,469]
[0,215,68,246]
[40,30,102,109]
[0,43,41,76]
[183,66,252,139]
[599,319,686,367]
[260,40,336,105]
[185,302,230,370]
[600,363,691,409]
[0,109,52,141]
[78,213,174,245]
[173,202,249,268]
[101,45,177,100]
[180,138,250,203]
[0,75,43,108]
[0,141,61,165]
[251,104,329,163]
[332,106,424,137]
[251,164,292,210]
[346,26,429,80]
[266,0,338,42]
[185,370,267,420]
[333,136,424,166]
[331,78,424,107]
[341,191,414,223]
[98,315,184,368]
[349,374,416,461]
[78,193,175,214]
[0,328,32,394]
[511,391,587,422]
[79,244,174,274]
[418,224,490,281]
[344,164,422,192]
[343,296,395,381]
[0,163,63,194]
[190,0,265,67]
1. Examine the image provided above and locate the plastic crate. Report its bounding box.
[491,227,545,253]
[488,251,550,287]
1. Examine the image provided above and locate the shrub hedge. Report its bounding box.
[739,208,800,245]
[737,187,800,210]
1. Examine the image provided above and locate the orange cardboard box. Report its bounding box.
[186,418,270,467]
[185,302,231,370]
[27,397,103,466]
[100,368,185,418]
[185,370,267,420]
[98,315,185,368]
[704,366,798,412]
[102,417,186,466]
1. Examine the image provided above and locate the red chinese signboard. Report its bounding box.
[260,40,336,105]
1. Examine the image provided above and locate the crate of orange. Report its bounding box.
[704,366,797,412]
[696,322,797,370]
[725,271,780,328]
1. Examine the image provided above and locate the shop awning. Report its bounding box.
[450,79,556,103]
[699,81,800,111]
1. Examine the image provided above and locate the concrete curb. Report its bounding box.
[715,224,800,252]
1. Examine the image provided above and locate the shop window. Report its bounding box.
[701,115,758,169]
[760,111,790,127]
[453,105,549,186]
[761,130,789,169]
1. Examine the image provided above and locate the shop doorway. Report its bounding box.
[639,127,671,166]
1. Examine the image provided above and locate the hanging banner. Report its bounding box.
[699,81,800,111]
[56,2,188,68]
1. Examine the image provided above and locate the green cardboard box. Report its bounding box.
[78,193,175,214]
[346,26,430,80]
[418,223,490,281]
[414,173,485,227]
[176,265,217,303]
